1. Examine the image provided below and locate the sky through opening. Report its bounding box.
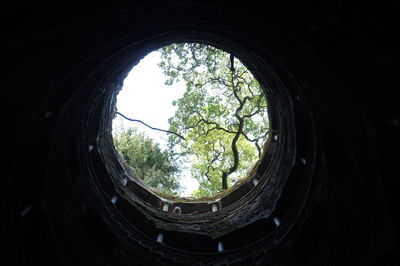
[112,51,199,196]
[112,44,269,199]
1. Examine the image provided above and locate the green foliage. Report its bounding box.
[160,43,269,198]
[113,127,182,195]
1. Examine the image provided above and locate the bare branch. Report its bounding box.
[116,112,185,140]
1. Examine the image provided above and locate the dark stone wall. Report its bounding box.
[4,1,399,265]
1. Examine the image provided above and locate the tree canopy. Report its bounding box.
[113,127,182,195]
[160,43,269,198]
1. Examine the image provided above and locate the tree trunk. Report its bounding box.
[222,172,228,190]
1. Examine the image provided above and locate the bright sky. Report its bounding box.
[112,51,199,196]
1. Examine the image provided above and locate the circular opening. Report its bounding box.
[111,43,270,200]
[86,29,299,238]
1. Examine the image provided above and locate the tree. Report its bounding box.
[159,43,269,197]
[113,126,182,195]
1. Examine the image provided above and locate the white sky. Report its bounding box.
[112,51,199,196]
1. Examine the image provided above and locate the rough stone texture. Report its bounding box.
[4,1,399,265]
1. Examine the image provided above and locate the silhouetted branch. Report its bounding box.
[116,112,185,140]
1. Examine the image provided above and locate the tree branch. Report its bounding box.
[205,144,221,181]
[230,53,235,73]
[234,71,256,97]
[241,130,269,158]
[116,112,185,140]
[242,108,262,119]
[186,111,237,135]
[220,71,247,189]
